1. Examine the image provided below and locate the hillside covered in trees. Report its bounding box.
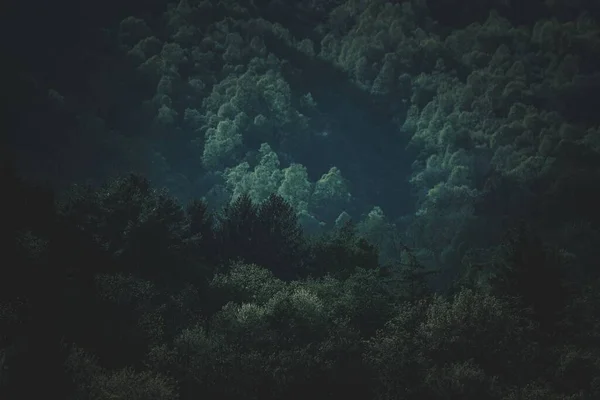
[2,167,599,400]
[3,0,600,398]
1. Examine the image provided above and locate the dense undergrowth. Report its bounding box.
[1,166,599,400]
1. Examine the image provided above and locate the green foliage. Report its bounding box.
[209,262,286,312]
[216,193,306,280]
[202,119,243,168]
[421,290,534,380]
[310,166,351,223]
[277,163,312,212]
[390,242,436,301]
[216,192,258,259]
[299,268,399,337]
[366,289,536,399]
[185,199,213,241]
[94,272,168,349]
[364,300,428,400]
[423,360,498,400]
[489,223,572,332]
[58,174,203,286]
[305,220,379,279]
[66,346,177,400]
[152,284,363,400]
[3,171,599,400]
[357,206,397,263]
[555,278,600,396]
[224,143,284,203]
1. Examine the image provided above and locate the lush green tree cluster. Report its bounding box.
[1,167,599,400]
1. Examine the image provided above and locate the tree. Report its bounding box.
[215,193,306,280]
[489,222,571,334]
[305,220,379,279]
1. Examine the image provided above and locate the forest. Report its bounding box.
[3,0,600,398]
[2,165,599,400]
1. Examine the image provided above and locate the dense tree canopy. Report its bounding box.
[1,168,599,400]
